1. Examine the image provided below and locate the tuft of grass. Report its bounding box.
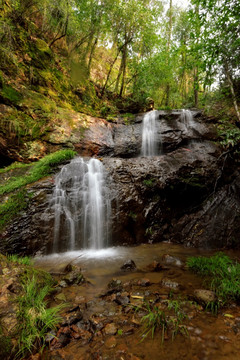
[141,302,167,343]
[0,162,31,174]
[15,274,64,359]
[0,325,12,359]
[0,189,32,231]
[0,149,76,196]
[187,252,240,304]
[7,254,32,266]
[131,300,188,343]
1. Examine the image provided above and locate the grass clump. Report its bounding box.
[15,274,63,359]
[7,254,32,266]
[187,252,240,304]
[131,300,188,343]
[0,149,76,196]
[0,325,12,359]
[0,161,31,174]
[0,189,32,231]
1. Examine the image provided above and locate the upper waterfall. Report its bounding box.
[51,157,111,253]
[141,110,160,156]
[180,109,194,129]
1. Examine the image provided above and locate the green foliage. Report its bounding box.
[0,149,76,196]
[0,325,12,359]
[0,161,31,174]
[0,150,75,230]
[187,252,240,303]
[7,254,32,266]
[1,84,22,105]
[143,178,155,187]
[132,300,188,343]
[15,274,64,359]
[0,190,32,231]
[141,302,167,342]
[128,211,137,221]
[218,124,240,148]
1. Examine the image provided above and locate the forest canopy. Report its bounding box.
[0,0,239,116]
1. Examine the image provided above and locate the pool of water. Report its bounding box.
[34,243,240,360]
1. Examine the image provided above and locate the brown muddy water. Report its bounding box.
[34,243,240,360]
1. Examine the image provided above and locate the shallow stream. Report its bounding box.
[34,243,240,360]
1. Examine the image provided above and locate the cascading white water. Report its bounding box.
[180,109,194,129]
[51,157,111,253]
[141,110,159,156]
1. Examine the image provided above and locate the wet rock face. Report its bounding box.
[0,178,55,255]
[105,140,222,247]
[1,110,240,254]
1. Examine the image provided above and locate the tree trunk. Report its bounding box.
[119,45,127,97]
[165,0,173,107]
[224,60,240,123]
[87,35,99,74]
[101,47,122,96]
[194,66,199,108]
[115,53,124,94]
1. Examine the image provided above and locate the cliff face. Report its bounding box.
[1,110,240,255]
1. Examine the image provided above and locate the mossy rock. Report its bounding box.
[29,39,52,70]
[0,329,12,359]
[0,71,3,88]
[0,84,22,106]
[35,39,51,54]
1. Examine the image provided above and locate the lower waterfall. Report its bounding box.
[51,157,111,253]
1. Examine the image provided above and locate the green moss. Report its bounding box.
[179,176,205,189]
[35,39,51,54]
[0,70,3,88]
[0,149,76,196]
[122,113,135,125]
[0,325,12,359]
[0,189,32,231]
[0,162,31,174]
[1,84,22,105]
[143,178,156,187]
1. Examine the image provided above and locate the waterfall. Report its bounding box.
[141,110,159,156]
[180,109,194,129]
[51,157,111,253]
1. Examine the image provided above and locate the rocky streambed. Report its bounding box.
[30,243,240,360]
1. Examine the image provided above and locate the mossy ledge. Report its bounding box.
[0,149,76,231]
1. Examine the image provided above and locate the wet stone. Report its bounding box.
[104,323,118,335]
[148,261,166,272]
[50,333,70,350]
[62,269,84,285]
[137,278,151,287]
[55,293,67,302]
[162,254,183,266]
[193,289,217,305]
[108,279,122,289]
[61,310,83,326]
[115,295,130,305]
[45,330,57,343]
[161,278,179,289]
[59,280,68,288]
[120,259,137,271]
